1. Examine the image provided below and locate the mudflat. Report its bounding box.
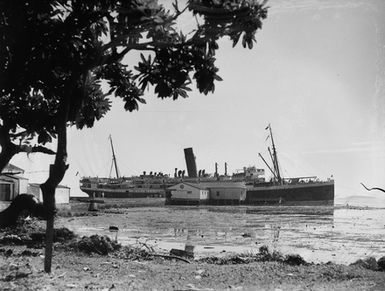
[1,204,385,291]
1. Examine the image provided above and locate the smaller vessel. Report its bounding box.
[243,124,335,205]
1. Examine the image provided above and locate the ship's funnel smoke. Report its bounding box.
[184,148,198,178]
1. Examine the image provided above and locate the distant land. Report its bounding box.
[335,194,385,208]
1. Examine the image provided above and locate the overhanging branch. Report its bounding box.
[18,145,56,155]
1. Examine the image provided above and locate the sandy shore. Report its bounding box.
[1,241,385,290]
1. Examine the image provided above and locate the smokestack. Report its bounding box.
[174,168,178,178]
[215,162,218,177]
[225,162,228,176]
[184,148,198,178]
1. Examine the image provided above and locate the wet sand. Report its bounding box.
[58,201,385,264]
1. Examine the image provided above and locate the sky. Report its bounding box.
[11,0,385,206]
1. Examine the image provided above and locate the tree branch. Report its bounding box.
[19,145,56,155]
[361,183,385,194]
[171,1,189,21]
[102,40,155,53]
[0,125,19,172]
[9,130,28,138]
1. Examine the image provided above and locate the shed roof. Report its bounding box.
[0,174,28,181]
[199,181,246,189]
[168,182,208,190]
[1,164,24,174]
[29,183,70,189]
[169,181,246,190]
[183,182,208,190]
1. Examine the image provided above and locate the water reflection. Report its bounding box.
[205,205,334,216]
[168,207,334,248]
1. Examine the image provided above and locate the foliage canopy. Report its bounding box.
[0,0,268,273]
[0,0,268,147]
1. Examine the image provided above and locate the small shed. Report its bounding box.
[167,182,209,205]
[0,179,14,201]
[201,181,247,204]
[28,183,70,204]
[0,164,29,201]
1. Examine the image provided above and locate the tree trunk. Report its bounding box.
[41,165,58,273]
[0,147,16,172]
[0,126,18,172]
[40,99,70,273]
[44,217,55,272]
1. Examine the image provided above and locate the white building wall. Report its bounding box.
[170,188,200,200]
[169,183,202,201]
[28,184,70,204]
[199,190,209,200]
[27,184,40,200]
[19,179,28,194]
[209,187,245,200]
[55,187,70,204]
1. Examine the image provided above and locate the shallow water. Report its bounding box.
[58,205,385,264]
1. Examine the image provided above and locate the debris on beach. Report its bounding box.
[351,257,385,271]
[198,245,308,266]
[378,256,385,271]
[0,219,76,248]
[77,235,121,255]
[170,248,194,260]
[284,254,308,266]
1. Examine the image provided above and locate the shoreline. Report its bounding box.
[1,220,385,290]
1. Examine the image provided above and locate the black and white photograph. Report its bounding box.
[1,0,385,290]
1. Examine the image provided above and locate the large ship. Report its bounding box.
[80,127,334,205]
[236,124,334,205]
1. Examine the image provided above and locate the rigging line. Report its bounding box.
[109,159,114,178]
[109,135,120,178]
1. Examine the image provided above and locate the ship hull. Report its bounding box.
[244,182,334,206]
[80,187,165,198]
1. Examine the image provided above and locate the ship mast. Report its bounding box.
[267,124,282,184]
[109,135,120,179]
